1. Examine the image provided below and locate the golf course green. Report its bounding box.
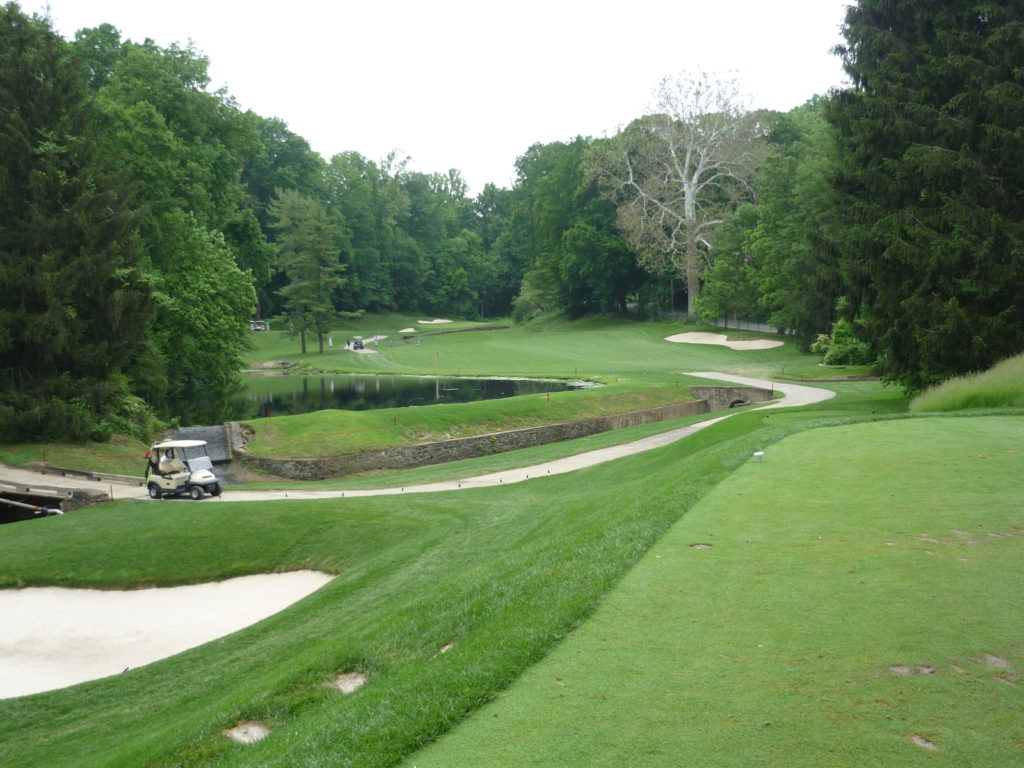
[0,318,1020,768]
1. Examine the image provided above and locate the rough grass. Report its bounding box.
[0,433,148,476]
[406,416,1024,768]
[230,409,735,490]
[910,353,1024,412]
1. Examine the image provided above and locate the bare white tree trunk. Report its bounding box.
[589,72,770,317]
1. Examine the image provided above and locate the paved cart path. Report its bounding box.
[218,373,834,502]
[0,374,835,505]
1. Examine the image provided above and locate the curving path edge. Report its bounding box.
[217,373,835,503]
[0,375,835,505]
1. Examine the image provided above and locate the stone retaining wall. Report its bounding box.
[229,386,772,482]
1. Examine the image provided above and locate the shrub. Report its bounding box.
[813,319,873,366]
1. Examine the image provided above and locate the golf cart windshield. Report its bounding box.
[178,444,213,472]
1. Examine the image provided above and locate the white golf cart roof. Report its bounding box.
[152,440,208,449]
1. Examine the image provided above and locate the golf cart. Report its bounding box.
[145,440,222,500]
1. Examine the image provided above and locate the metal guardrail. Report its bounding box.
[33,465,147,487]
[0,482,71,499]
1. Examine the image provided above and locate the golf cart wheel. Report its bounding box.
[189,485,204,501]
[209,483,222,497]
[148,483,162,500]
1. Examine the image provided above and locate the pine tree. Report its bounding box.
[269,190,347,354]
[826,0,1024,389]
[0,4,153,440]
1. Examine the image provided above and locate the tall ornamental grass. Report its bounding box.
[910,353,1024,412]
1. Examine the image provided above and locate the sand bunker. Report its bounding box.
[418,318,453,324]
[664,332,784,350]
[0,570,334,699]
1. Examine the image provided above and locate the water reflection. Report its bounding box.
[227,374,586,419]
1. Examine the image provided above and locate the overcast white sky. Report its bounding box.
[37,0,852,194]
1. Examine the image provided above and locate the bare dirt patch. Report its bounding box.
[330,671,368,694]
[910,734,938,751]
[224,722,269,744]
[664,332,784,350]
[890,664,938,676]
[432,642,455,659]
[980,654,1013,669]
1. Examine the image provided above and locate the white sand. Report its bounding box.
[418,318,452,324]
[398,327,416,333]
[0,570,334,699]
[664,332,784,350]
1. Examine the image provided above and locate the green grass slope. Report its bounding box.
[407,416,1024,767]
[0,384,903,768]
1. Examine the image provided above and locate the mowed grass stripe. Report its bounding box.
[405,416,1024,768]
[0,407,803,767]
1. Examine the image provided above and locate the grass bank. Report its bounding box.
[240,377,706,458]
[0,385,905,767]
[231,381,907,491]
[406,415,1024,768]
[0,433,147,476]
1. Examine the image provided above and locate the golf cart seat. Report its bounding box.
[160,458,187,474]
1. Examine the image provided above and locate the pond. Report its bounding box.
[226,374,590,419]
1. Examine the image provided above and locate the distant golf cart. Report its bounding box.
[145,440,222,500]
[352,336,364,350]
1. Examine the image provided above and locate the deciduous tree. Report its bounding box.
[0,4,153,441]
[589,72,770,315]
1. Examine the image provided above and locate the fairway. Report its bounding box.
[405,416,1024,767]
[1,317,1013,768]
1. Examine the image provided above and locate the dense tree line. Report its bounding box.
[2,0,1022,441]
[827,0,1024,389]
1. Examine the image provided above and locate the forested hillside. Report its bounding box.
[2,0,1022,441]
